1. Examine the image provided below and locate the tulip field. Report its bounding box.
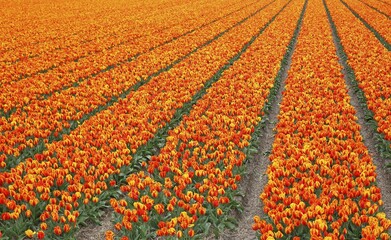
[1,0,391,239]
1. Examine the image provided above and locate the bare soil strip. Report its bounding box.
[76,210,113,240]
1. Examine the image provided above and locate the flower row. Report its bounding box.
[0,0,247,113]
[357,0,391,17]
[0,0,209,63]
[0,0,267,170]
[253,0,391,238]
[327,0,391,160]
[0,0,286,238]
[105,0,305,238]
[341,0,391,45]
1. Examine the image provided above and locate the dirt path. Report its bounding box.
[76,210,113,240]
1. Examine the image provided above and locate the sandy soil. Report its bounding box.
[76,210,114,240]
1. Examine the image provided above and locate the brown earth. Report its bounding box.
[76,210,114,240]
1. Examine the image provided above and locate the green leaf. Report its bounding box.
[224,221,236,230]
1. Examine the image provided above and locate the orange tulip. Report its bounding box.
[53,226,62,236]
